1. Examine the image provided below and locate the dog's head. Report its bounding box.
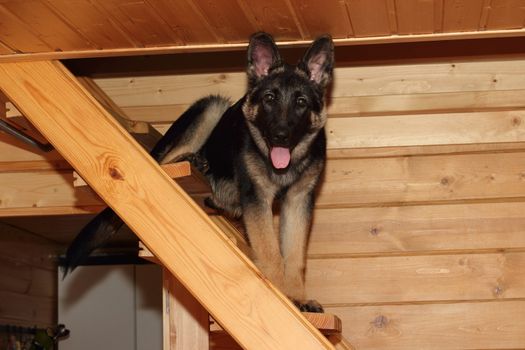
[242,32,334,171]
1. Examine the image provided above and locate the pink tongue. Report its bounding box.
[270,147,291,169]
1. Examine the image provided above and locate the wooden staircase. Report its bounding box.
[132,159,353,348]
[140,241,351,350]
[92,160,354,349]
[0,60,354,350]
[129,154,353,350]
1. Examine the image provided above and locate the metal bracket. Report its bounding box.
[0,119,54,152]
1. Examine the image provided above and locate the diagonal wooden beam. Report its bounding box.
[76,76,150,134]
[0,60,334,350]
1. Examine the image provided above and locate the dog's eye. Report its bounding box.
[263,92,275,103]
[296,96,307,107]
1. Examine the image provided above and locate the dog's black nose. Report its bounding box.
[271,131,289,145]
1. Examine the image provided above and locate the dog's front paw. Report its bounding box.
[293,299,324,313]
[185,153,210,173]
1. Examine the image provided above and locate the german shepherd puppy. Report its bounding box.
[64,32,334,312]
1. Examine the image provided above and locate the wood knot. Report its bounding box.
[493,285,504,296]
[370,227,380,236]
[214,74,227,83]
[109,167,124,181]
[440,177,450,186]
[372,315,389,329]
[512,117,522,127]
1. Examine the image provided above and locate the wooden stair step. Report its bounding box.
[209,330,354,350]
[73,161,192,187]
[74,159,215,213]
[140,241,343,337]
[209,312,342,336]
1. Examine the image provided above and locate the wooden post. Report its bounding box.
[0,60,334,350]
[164,270,209,350]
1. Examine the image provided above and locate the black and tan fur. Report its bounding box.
[64,32,334,312]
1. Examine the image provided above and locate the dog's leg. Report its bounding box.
[242,187,284,291]
[280,164,324,312]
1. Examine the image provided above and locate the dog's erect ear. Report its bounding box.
[247,32,281,83]
[299,35,334,88]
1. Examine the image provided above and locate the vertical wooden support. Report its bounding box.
[163,269,209,350]
[0,60,334,350]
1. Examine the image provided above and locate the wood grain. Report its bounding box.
[8,150,525,216]
[306,252,525,305]
[90,60,525,123]
[133,88,525,122]
[485,0,525,30]
[344,0,392,37]
[395,0,436,34]
[327,333,355,350]
[94,60,525,104]
[0,60,334,350]
[331,59,525,97]
[325,110,525,149]
[318,151,525,207]
[47,0,135,50]
[187,0,256,43]
[442,0,485,32]
[325,141,525,159]
[1,0,92,51]
[73,162,192,187]
[146,0,218,44]
[239,0,302,39]
[327,301,525,349]
[0,132,64,163]
[0,3,52,53]
[164,269,209,350]
[308,202,525,257]
[96,0,182,47]
[288,0,353,38]
[0,0,521,59]
[0,170,102,210]
[77,76,150,133]
[0,222,58,327]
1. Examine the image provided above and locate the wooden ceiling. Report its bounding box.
[1,0,525,61]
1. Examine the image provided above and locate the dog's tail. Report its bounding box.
[62,95,231,278]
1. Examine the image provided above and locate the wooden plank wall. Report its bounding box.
[0,116,61,327]
[3,55,525,347]
[0,222,59,327]
[91,58,525,349]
